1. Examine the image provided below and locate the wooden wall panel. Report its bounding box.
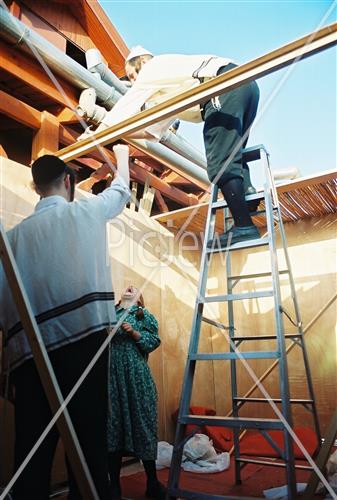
[1,158,336,485]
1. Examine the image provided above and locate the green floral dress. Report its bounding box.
[107,305,160,460]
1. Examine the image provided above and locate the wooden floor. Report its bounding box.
[54,457,326,499]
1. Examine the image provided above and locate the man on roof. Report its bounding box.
[96,45,261,247]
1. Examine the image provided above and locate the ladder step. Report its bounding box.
[202,290,274,303]
[206,236,269,254]
[234,397,314,405]
[228,270,289,281]
[189,351,279,361]
[242,144,267,162]
[212,192,264,210]
[179,415,284,430]
[234,333,302,341]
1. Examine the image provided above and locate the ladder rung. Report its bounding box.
[201,317,230,330]
[179,415,284,430]
[228,270,289,281]
[189,351,279,361]
[212,191,264,210]
[202,290,274,303]
[234,397,314,405]
[206,237,269,254]
[238,458,313,470]
[242,144,267,162]
[233,333,301,341]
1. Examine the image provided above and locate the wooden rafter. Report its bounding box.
[0,89,41,129]
[129,163,198,207]
[0,40,78,109]
[58,126,199,207]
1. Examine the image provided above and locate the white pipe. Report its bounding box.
[85,48,128,96]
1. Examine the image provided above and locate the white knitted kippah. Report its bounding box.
[125,45,153,62]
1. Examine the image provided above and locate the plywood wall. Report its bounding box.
[0,158,336,486]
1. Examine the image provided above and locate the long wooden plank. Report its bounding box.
[56,23,337,162]
[0,90,41,129]
[0,40,78,109]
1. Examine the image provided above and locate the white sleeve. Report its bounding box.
[100,86,155,129]
[98,86,174,141]
[88,176,131,220]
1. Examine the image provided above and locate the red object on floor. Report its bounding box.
[205,425,233,451]
[240,427,319,459]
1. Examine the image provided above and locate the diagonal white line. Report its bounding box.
[1,0,336,495]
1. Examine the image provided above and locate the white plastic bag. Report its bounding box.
[182,452,230,473]
[183,433,217,462]
[156,441,173,469]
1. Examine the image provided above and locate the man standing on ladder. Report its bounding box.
[95,45,261,247]
[0,151,130,499]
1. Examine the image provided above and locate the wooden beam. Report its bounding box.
[0,40,78,109]
[155,191,169,213]
[32,111,59,160]
[59,125,199,207]
[129,163,198,207]
[57,22,337,162]
[0,90,41,129]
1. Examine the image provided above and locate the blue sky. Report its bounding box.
[100,1,336,186]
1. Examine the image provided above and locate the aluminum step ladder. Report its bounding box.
[167,145,321,500]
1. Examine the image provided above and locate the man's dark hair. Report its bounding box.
[31,155,75,199]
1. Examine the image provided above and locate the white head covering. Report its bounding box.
[125,45,153,62]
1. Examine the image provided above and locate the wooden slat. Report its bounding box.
[0,89,41,129]
[0,40,78,109]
